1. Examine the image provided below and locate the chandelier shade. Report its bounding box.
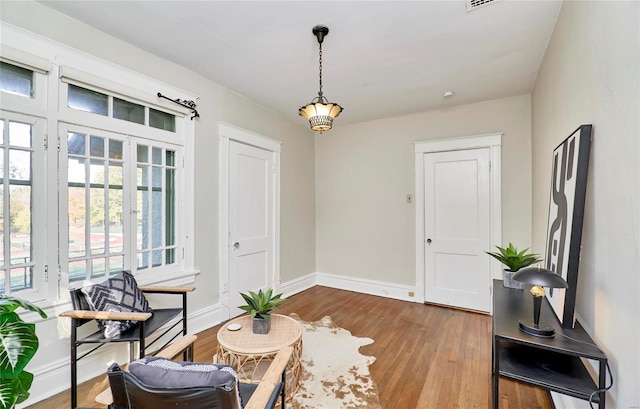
[298,98,343,132]
[299,25,343,132]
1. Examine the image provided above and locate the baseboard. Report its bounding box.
[315,272,416,302]
[550,391,581,409]
[279,273,316,298]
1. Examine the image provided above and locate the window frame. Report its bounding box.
[0,28,197,311]
[0,110,48,302]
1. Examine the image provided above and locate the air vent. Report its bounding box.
[465,0,500,11]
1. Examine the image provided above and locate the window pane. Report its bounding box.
[152,147,162,165]
[149,109,175,132]
[68,84,108,116]
[137,161,149,253]
[68,133,86,155]
[0,62,33,98]
[10,267,32,292]
[90,136,105,157]
[0,120,4,144]
[68,260,86,282]
[108,163,124,253]
[137,145,148,163]
[152,250,162,267]
[138,251,149,270]
[166,150,175,167]
[68,183,86,259]
[166,168,175,247]
[113,97,145,125]
[109,140,123,160]
[91,257,106,279]
[9,185,31,265]
[9,150,31,181]
[9,121,31,148]
[110,255,123,272]
[166,248,175,265]
[89,159,106,256]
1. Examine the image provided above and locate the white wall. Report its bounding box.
[531,1,640,407]
[1,1,316,405]
[316,95,532,286]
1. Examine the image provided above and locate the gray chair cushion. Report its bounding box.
[129,357,238,390]
[81,270,152,338]
[129,357,242,407]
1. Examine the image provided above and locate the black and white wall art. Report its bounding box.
[545,125,592,328]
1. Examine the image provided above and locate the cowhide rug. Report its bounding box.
[288,313,381,409]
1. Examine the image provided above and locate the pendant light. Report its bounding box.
[298,25,343,132]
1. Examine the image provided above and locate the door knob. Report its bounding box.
[233,242,240,249]
[426,238,432,244]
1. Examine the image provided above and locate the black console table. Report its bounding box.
[492,279,607,408]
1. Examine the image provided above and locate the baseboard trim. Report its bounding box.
[550,392,580,409]
[279,273,316,298]
[315,272,416,302]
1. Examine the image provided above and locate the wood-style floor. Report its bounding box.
[28,286,551,409]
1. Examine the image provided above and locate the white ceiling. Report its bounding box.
[38,0,562,126]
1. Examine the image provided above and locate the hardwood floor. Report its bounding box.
[28,286,552,409]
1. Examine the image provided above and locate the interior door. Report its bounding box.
[228,140,274,318]
[424,148,491,312]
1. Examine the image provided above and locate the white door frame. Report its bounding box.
[414,133,502,311]
[218,122,281,318]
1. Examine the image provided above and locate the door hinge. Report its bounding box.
[490,286,493,297]
[44,265,48,282]
[181,247,185,259]
[489,161,492,171]
[44,133,48,150]
[57,134,61,152]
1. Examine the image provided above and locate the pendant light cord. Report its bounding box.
[318,42,324,98]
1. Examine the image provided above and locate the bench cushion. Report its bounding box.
[81,270,152,338]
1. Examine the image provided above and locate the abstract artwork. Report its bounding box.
[545,125,592,328]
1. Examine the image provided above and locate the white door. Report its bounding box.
[423,148,491,312]
[228,140,275,317]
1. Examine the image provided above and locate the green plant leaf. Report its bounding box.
[0,370,33,408]
[0,296,47,319]
[0,315,38,378]
[485,243,542,271]
[237,288,285,318]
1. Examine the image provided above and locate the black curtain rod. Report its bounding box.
[157,92,200,120]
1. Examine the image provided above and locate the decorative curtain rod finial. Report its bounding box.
[157,92,200,120]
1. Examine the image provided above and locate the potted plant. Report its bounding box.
[238,288,284,334]
[0,295,47,409]
[486,243,542,289]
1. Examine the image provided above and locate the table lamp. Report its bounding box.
[512,266,568,337]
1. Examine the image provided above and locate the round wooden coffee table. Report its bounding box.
[216,314,303,399]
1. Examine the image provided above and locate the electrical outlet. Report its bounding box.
[406,194,413,204]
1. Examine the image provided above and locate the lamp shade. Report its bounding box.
[298,100,343,132]
[512,266,568,289]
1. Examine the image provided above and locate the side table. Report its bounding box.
[216,314,303,400]
[492,279,608,408]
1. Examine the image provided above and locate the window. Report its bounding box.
[135,143,177,270]
[0,40,195,305]
[0,113,45,298]
[67,130,126,282]
[0,62,33,98]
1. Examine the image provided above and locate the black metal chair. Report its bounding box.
[106,346,293,409]
[60,276,195,409]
